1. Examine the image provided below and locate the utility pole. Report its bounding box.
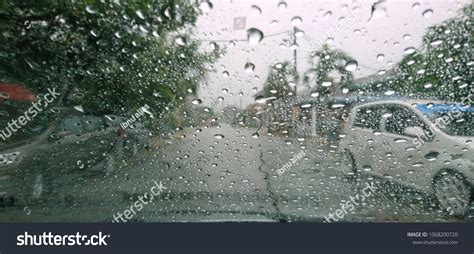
[291,26,299,138]
[292,26,298,100]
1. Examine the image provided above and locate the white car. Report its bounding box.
[339,100,473,216]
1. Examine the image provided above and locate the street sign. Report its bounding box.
[233,17,246,30]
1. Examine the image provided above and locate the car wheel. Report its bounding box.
[433,170,472,217]
[340,149,357,178]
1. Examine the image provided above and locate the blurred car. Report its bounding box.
[339,100,473,216]
[0,107,148,207]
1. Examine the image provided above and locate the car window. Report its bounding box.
[353,106,382,131]
[383,105,429,136]
[82,115,106,132]
[53,115,84,135]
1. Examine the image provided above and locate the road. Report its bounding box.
[0,124,460,222]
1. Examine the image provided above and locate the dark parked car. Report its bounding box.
[0,107,148,207]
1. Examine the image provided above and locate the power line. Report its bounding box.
[195,30,291,43]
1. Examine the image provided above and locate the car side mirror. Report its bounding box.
[404,126,425,138]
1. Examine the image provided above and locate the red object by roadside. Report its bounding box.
[0,83,37,101]
[119,127,126,138]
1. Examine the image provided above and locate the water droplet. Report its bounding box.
[322,81,332,87]
[76,160,84,169]
[422,9,433,18]
[362,165,372,172]
[394,138,407,143]
[404,47,416,55]
[164,7,171,18]
[85,5,97,14]
[323,11,332,19]
[295,29,305,37]
[291,16,302,26]
[412,3,420,10]
[369,3,388,21]
[191,99,202,105]
[244,62,255,73]
[90,29,99,37]
[425,151,439,161]
[175,36,186,46]
[384,90,395,96]
[278,2,287,11]
[199,1,213,13]
[136,10,145,20]
[377,54,385,61]
[114,31,123,39]
[251,5,262,16]
[430,39,443,46]
[138,25,148,33]
[247,28,264,46]
[344,61,358,71]
[214,134,224,139]
[424,83,433,89]
[74,105,84,113]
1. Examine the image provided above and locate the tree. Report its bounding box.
[261,61,296,99]
[254,61,296,134]
[394,4,472,101]
[0,0,219,116]
[308,44,355,97]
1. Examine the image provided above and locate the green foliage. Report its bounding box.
[0,0,219,115]
[309,44,355,97]
[262,61,296,99]
[394,4,473,101]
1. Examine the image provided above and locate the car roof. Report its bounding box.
[353,99,474,116]
[415,103,474,115]
[354,99,461,108]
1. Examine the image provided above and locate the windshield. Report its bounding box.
[0,0,473,223]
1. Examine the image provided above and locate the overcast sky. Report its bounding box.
[192,0,470,110]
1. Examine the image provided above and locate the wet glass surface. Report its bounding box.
[0,0,472,222]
